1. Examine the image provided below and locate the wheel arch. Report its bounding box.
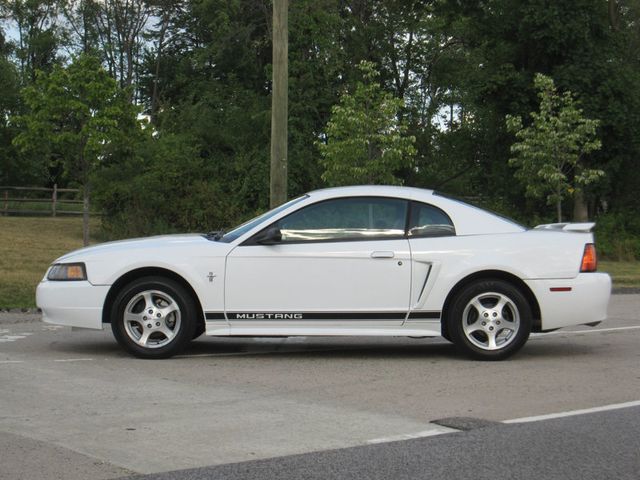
[440,270,542,339]
[102,267,205,330]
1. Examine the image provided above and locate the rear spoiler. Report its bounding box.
[534,222,595,233]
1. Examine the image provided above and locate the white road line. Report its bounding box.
[0,331,33,343]
[0,360,24,364]
[53,358,94,363]
[367,425,459,444]
[504,400,640,424]
[0,336,27,343]
[531,325,640,339]
[369,401,640,445]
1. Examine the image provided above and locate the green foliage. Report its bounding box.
[94,132,247,237]
[2,0,63,82]
[319,61,416,186]
[506,73,603,221]
[595,212,640,261]
[0,51,23,184]
[13,54,141,188]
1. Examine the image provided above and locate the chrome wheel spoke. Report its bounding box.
[463,320,483,336]
[486,330,498,350]
[494,296,508,314]
[159,304,179,318]
[142,292,155,310]
[470,298,484,313]
[138,330,151,346]
[124,312,143,325]
[158,324,176,341]
[461,292,520,351]
[123,289,182,349]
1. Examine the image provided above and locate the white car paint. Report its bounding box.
[36,185,611,352]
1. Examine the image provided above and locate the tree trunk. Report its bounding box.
[83,182,90,247]
[609,0,620,30]
[151,12,169,124]
[556,198,562,223]
[572,190,589,222]
[270,0,288,208]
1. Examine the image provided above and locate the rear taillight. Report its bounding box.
[580,243,597,272]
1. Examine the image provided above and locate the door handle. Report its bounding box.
[371,251,395,259]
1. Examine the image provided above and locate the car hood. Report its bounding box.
[55,234,224,263]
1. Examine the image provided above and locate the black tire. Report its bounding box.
[447,279,532,360]
[192,322,206,339]
[111,276,197,359]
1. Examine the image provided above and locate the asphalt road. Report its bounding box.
[1,294,639,479]
[120,404,640,480]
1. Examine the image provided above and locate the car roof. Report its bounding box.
[307,185,434,201]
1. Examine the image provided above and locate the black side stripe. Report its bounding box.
[407,311,441,320]
[205,311,442,321]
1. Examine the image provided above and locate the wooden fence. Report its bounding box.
[1,185,86,216]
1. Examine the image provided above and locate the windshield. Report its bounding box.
[213,195,308,243]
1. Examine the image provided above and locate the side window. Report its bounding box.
[275,197,408,242]
[408,202,455,237]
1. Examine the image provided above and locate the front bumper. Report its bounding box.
[36,280,110,330]
[525,273,611,331]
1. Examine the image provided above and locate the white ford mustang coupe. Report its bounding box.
[37,186,611,360]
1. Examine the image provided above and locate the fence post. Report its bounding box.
[3,190,7,216]
[52,183,57,217]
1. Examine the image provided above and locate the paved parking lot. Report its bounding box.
[1,295,639,479]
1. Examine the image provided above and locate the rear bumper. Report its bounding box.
[36,280,109,330]
[525,273,611,331]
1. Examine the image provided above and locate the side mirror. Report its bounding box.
[256,227,282,245]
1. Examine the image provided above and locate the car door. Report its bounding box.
[224,196,412,329]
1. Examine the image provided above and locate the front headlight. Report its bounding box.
[47,263,87,281]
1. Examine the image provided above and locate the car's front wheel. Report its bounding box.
[447,279,532,360]
[111,276,197,359]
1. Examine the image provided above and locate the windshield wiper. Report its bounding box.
[205,229,225,241]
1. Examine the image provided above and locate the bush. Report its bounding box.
[92,133,269,240]
[594,212,640,261]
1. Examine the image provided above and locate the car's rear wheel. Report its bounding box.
[447,279,532,360]
[111,276,197,359]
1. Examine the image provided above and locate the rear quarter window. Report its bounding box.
[408,202,456,237]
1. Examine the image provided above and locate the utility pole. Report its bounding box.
[270,0,288,208]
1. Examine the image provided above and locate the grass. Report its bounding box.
[0,216,100,308]
[599,260,640,288]
[0,216,638,308]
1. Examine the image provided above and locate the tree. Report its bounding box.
[61,0,102,54]
[319,61,415,186]
[1,0,63,83]
[13,54,141,245]
[506,73,603,222]
[0,36,23,185]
